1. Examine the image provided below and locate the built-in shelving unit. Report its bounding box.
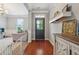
[49,4,72,23]
[49,12,71,23]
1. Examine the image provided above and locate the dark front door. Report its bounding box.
[35,18,45,39]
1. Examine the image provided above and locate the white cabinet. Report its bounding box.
[56,36,70,55]
[71,43,79,55]
[12,42,22,55]
[2,44,12,55]
[55,36,79,55]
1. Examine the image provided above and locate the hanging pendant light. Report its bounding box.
[0,4,8,15]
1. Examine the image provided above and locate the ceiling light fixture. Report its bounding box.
[0,4,8,15]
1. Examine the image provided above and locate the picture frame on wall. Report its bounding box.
[62,19,77,36]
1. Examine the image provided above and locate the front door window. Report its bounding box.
[36,19,43,30]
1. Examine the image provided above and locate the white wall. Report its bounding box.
[71,4,79,21]
[6,16,28,34]
[49,22,62,33]
[49,22,62,42]
[0,16,7,28]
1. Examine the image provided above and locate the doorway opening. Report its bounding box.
[35,18,45,40]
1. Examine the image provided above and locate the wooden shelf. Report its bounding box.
[49,12,71,23]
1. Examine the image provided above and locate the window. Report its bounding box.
[35,15,45,30]
[36,19,43,30]
[16,19,24,33]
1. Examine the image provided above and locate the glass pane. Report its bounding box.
[16,19,24,32]
[37,24,39,29]
[36,19,43,30]
[37,20,40,25]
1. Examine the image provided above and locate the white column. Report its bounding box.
[28,10,32,43]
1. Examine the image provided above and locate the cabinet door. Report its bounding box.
[2,45,12,55]
[71,43,79,55]
[56,37,69,55]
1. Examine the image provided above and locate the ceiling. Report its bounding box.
[3,3,28,16]
[25,3,54,11]
[0,3,69,15]
[0,3,54,16]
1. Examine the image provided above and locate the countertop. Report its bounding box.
[54,33,79,45]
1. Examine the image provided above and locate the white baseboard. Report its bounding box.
[28,39,31,43]
[49,39,54,46]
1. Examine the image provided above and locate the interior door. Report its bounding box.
[35,18,45,40]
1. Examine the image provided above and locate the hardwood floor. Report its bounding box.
[24,40,54,55]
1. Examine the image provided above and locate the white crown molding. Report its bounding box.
[6,15,28,18]
[32,10,49,14]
